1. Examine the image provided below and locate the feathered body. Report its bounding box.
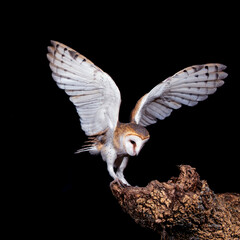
[47,40,228,185]
[78,122,149,154]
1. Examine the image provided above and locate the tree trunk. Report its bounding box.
[110,165,240,239]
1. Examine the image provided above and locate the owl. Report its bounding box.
[47,40,228,186]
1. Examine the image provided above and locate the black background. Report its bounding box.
[16,4,239,239]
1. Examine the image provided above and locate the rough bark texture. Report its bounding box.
[110,165,240,239]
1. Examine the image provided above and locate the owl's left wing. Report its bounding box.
[131,63,228,126]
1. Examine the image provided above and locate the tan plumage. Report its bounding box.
[113,122,150,152]
[47,41,228,185]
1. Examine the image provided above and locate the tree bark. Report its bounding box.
[110,165,240,239]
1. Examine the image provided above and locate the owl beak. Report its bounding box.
[134,146,141,156]
[130,146,138,156]
[134,148,137,156]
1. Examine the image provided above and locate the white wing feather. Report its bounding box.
[47,41,121,136]
[131,63,228,126]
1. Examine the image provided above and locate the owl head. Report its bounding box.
[117,123,150,156]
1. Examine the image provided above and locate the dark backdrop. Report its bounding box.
[19,5,239,239]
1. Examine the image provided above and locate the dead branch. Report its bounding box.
[110,165,240,239]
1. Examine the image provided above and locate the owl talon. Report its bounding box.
[116,178,129,188]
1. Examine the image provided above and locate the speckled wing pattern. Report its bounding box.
[47,41,121,136]
[131,63,228,127]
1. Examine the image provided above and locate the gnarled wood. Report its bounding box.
[110,165,240,239]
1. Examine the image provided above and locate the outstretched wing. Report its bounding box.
[47,41,121,136]
[131,63,228,126]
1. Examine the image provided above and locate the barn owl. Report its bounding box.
[47,40,228,186]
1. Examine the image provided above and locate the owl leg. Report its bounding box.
[116,157,130,186]
[101,146,129,186]
[101,145,118,180]
[106,157,130,187]
[107,160,118,180]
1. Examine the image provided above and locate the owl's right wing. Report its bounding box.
[131,63,228,126]
[47,41,121,136]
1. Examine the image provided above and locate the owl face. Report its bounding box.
[124,134,149,156]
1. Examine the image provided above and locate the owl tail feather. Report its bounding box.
[75,137,100,154]
[75,146,95,154]
[75,131,107,154]
[75,142,96,154]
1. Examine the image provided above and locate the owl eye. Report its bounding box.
[130,140,136,146]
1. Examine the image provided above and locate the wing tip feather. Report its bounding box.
[219,71,228,79]
[50,40,59,47]
[219,64,227,71]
